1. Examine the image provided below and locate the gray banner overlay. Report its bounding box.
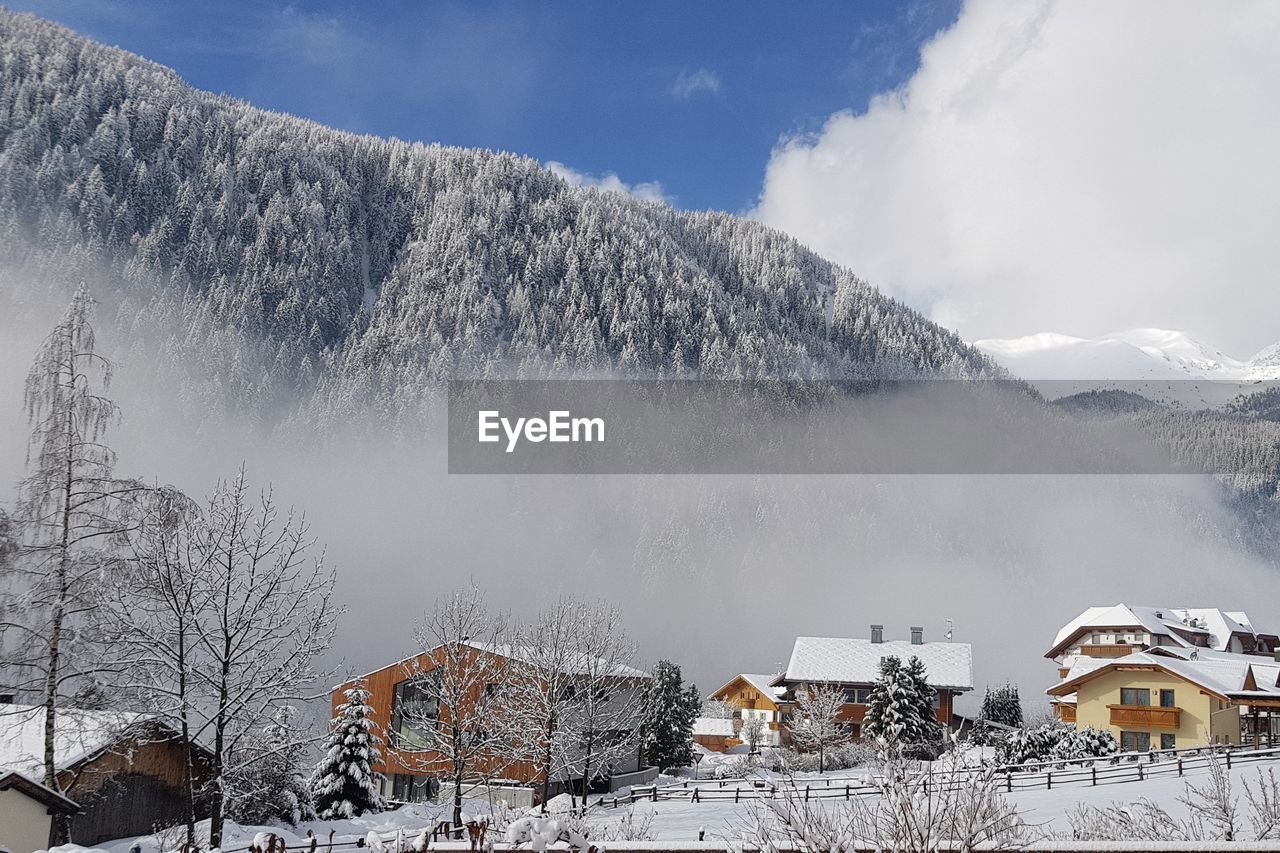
[446,379,1280,475]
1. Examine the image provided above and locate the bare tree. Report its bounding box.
[790,683,849,773]
[564,600,644,813]
[401,585,517,830]
[0,287,147,843]
[511,597,588,811]
[187,470,338,848]
[99,486,205,845]
[741,713,767,754]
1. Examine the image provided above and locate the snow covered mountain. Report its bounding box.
[974,329,1280,382]
[0,9,997,432]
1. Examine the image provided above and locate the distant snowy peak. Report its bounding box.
[973,329,1280,381]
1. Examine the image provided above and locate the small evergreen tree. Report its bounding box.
[862,655,941,755]
[980,683,1023,728]
[310,682,386,820]
[641,660,700,771]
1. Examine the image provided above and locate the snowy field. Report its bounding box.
[583,756,1280,841]
[46,755,1280,853]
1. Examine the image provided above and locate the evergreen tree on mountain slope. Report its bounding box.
[0,8,996,426]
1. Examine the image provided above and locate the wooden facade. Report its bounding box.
[333,644,649,803]
[59,723,214,847]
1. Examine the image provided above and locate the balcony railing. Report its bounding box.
[1080,644,1139,658]
[1056,704,1077,723]
[1108,704,1181,729]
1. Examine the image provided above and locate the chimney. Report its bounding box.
[911,627,924,645]
[871,625,884,644]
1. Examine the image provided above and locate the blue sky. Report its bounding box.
[10,0,960,213]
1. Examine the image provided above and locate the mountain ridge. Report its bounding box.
[974,328,1280,382]
[0,8,997,431]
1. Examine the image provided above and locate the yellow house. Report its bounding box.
[1047,648,1280,751]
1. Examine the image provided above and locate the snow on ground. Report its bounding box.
[585,757,1280,842]
[46,756,1280,852]
[44,801,507,853]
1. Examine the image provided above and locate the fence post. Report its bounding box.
[1046,772,1052,791]
[1006,771,1012,793]
[805,785,811,802]
[693,789,699,804]
[1091,766,1096,786]
[1178,758,1183,776]
[1227,749,1233,770]
[1138,763,1144,782]
[735,788,739,804]
[652,785,658,802]
[845,785,850,801]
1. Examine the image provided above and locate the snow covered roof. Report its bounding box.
[740,673,785,698]
[0,704,149,776]
[710,673,785,701]
[780,636,974,691]
[1047,649,1280,701]
[0,767,78,812]
[692,717,735,737]
[1047,604,1269,656]
[348,642,651,688]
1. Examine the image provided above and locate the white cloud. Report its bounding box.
[754,0,1280,357]
[669,67,721,100]
[546,161,669,204]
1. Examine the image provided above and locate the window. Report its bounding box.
[1120,731,1151,752]
[1160,689,1175,708]
[391,677,440,750]
[1120,688,1150,706]
[391,774,438,804]
[844,688,871,704]
[1160,733,1176,750]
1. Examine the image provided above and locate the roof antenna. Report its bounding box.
[945,619,954,643]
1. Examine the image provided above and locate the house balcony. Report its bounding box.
[1108,704,1181,729]
[1056,704,1076,723]
[1081,644,1140,658]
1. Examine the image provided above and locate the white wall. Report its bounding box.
[0,787,53,853]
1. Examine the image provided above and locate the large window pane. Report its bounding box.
[391,677,440,750]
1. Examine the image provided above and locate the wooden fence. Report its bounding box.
[600,744,1280,807]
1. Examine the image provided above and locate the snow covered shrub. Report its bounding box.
[714,754,758,779]
[777,743,875,773]
[564,806,656,842]
[736,760,1030,853]
[310,681,386,819]
[1052,725,1117,761]
[227,706,317,826]
[995,722,1114,767]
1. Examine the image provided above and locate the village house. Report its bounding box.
[701,673,786,750]
[1046,605,1280,749]
[0,769,78,853]
[1047,646,1280,750]
[0,704,213,847]
[1046,604,1279,682]
[333,643,655,808]
[772,626,974,740]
